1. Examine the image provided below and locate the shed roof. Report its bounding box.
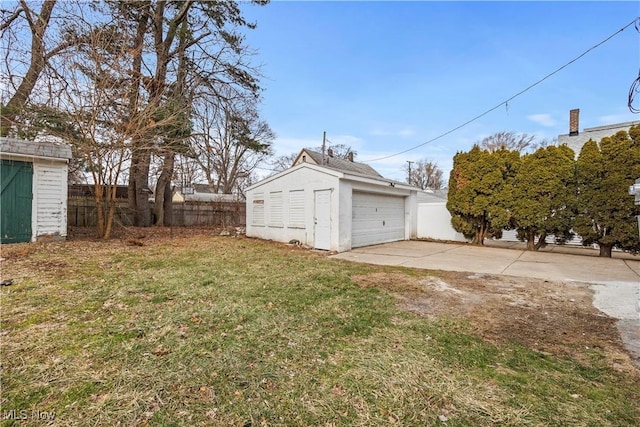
[0,137,72,160]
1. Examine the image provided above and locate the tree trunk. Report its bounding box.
[126,11,149,225]
[104,199,116,240]
[128,149,138,208]
[599,244,613,258]
[1,0,57,136]
[163,180,173,226]
[526,229,536,251]
[154,153,174,226]
[473,222,486,245]
[131,149,152,227]
[103,183,119,240]
[94,184,105,238]
[534,232,547,251]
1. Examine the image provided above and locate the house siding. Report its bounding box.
[557,121,639,159]
[34,161,68,238]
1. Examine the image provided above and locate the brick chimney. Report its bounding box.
[327,148,333,157]
[347,152,354,162]
[569,109,579,136]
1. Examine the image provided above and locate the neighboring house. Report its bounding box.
[557,109,639,158]
[245,148,419,252]
[498,229,585,247]
[631,178,640,205]
[173,184,237,203]
[416,190,466,242]
[632,178,640,239]
[1,137,72,243]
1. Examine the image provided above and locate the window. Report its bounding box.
[252,193,264,226]
[269,191,283,227]
[289,190,305,228]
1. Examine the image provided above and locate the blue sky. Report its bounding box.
[242,1,640,182]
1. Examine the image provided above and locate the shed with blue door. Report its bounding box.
[1,137,72,243]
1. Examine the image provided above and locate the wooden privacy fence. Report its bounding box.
[68,198,134,227]
[68,198,246,227]
[171,201,246,227]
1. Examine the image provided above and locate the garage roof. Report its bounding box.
[247,159,417,193]
[293,149,383,178]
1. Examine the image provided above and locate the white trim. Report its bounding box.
[0,152,69,163]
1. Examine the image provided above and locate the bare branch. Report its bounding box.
[0,6,25,32]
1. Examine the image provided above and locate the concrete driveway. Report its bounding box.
[331,240,640,284]
[331,240,640,361]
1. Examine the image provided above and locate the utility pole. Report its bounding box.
[406,160,413,184]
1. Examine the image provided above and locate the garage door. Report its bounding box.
[352,192,405,248]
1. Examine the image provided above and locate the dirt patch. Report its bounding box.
[352,271,637,373]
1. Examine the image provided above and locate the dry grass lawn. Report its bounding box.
[1,228,639,426]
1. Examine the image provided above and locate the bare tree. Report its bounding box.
[121,0,269,226]
[405,159,445,190]
[270,152,298,172]
[152,18,193,226]
[173,155,205,188]
[312,143,356,160]
[479,131,536,153]
[38,13,186,238]
[0,0,84,136]
[2,0,271,230]
[37,20,136,238]
[1,0,57,135]
[190,89,274,194]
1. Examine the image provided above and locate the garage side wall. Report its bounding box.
[246,168,339,248]
[406,191,418,240]
[417,202,466,242]
[337,181,353,252]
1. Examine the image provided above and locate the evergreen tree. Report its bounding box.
[509,145,576,250]
[447,146,520,244]
[574,126,640,257]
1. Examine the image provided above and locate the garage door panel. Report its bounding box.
[352,192,405,248]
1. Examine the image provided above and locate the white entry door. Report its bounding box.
[314,189,331,250]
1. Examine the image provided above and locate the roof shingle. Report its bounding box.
[297,149,383,178]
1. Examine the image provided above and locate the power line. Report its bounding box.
[362,16,640,163]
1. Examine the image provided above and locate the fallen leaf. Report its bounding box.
[152,347,171,356]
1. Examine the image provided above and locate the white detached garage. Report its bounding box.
[246,149,418,252]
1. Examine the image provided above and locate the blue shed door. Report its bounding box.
[1,159,33,243]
